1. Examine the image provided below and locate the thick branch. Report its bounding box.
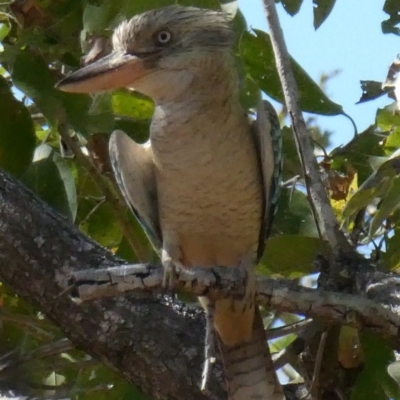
[262,0,352,254]
[0,171,225,400]
[70,263,400,347]
[0,169,399,400]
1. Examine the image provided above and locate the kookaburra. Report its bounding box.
[57,5,284,400]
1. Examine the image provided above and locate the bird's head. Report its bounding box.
[57,5,235,102]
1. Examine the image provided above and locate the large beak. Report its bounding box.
[56,51,146,93]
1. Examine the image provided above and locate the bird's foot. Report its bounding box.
[201,303,216,391]
[161,249,181,291]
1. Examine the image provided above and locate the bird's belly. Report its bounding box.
[154,140,262,268]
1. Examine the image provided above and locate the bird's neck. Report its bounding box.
[155,51,240,106]
[153,65,244,129]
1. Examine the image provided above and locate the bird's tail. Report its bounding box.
[216,306,285,400]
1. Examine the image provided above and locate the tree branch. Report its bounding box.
[262,0,352,254]
[69,263,400,347]
[0,171,225,400]
[260,3,379,396]
[1,169,399,399]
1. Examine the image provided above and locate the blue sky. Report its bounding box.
[238,0,399,149]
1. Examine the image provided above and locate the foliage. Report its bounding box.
[0,0,399,399]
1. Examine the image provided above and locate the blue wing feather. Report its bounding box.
[109,130,162,251]
[252,100,282,260]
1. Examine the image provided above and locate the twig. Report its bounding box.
[261,0,352,254]
[309,331,328,399]
[0,311,55,339]
[265,318,312,340]
[281,175,301,188]
[56,118,149,262]
[0,339,74,373]
[79,196,106,226]
[273,320,324,370]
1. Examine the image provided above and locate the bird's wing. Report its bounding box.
[252,100,282,259]
[109,130,162,250]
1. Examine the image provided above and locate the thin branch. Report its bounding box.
[309,331,328,399]
[0,311,55,340]
[273,320,324,370]
[261,0,352,254]
[0,339,74,373]
[265,319,312,340]
[79,196,106,226]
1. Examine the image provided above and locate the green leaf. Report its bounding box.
[384,0,400,17]
[55,156,78,221]
[79,201,122,247]
[60,92,95,135]
[376,107,400,131]
[338,326,363,369]
[0,75,35,177]
[11,49,61,124]
[382,18,400,35]
[330,125,384,183]
[239,74,262,111]
[350,333,400,400]
[279,0,303,16]
[75,166,122,248]
[10,48,117,136]
[269,331,296,353]
[273,188,316,236]
[231,8,247,36]
[116,213,156,263]
[120,385,149,400]
[280,126,303,178]
[388,361,400,388]
[240,30,343,115]
[111,90,154,142]
[258,235,329,277]
[21,145,76,220]
[114,117,150,143]
[369,176,400,236]
[383,228,400,271]
[112,90,154,120]
[76,92,115,134]
[313,0,336,29]
[343,157,400,220]
[384,128,400,155]
[382,0,400,36]
[10,0,83,57]
[357,81,387,104]
[82,1,120,35]
[0,23,10,42]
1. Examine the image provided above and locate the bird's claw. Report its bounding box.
[162,261,177,290]
[201,303,216,391]
[161,250,182,292]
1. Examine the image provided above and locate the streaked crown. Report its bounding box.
[112,5,234,56]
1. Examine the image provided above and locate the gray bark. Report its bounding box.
[0,171,225,400]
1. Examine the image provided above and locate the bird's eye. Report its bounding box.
[156,30,172,45]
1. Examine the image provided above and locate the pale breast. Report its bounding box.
[151,103,263,268]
